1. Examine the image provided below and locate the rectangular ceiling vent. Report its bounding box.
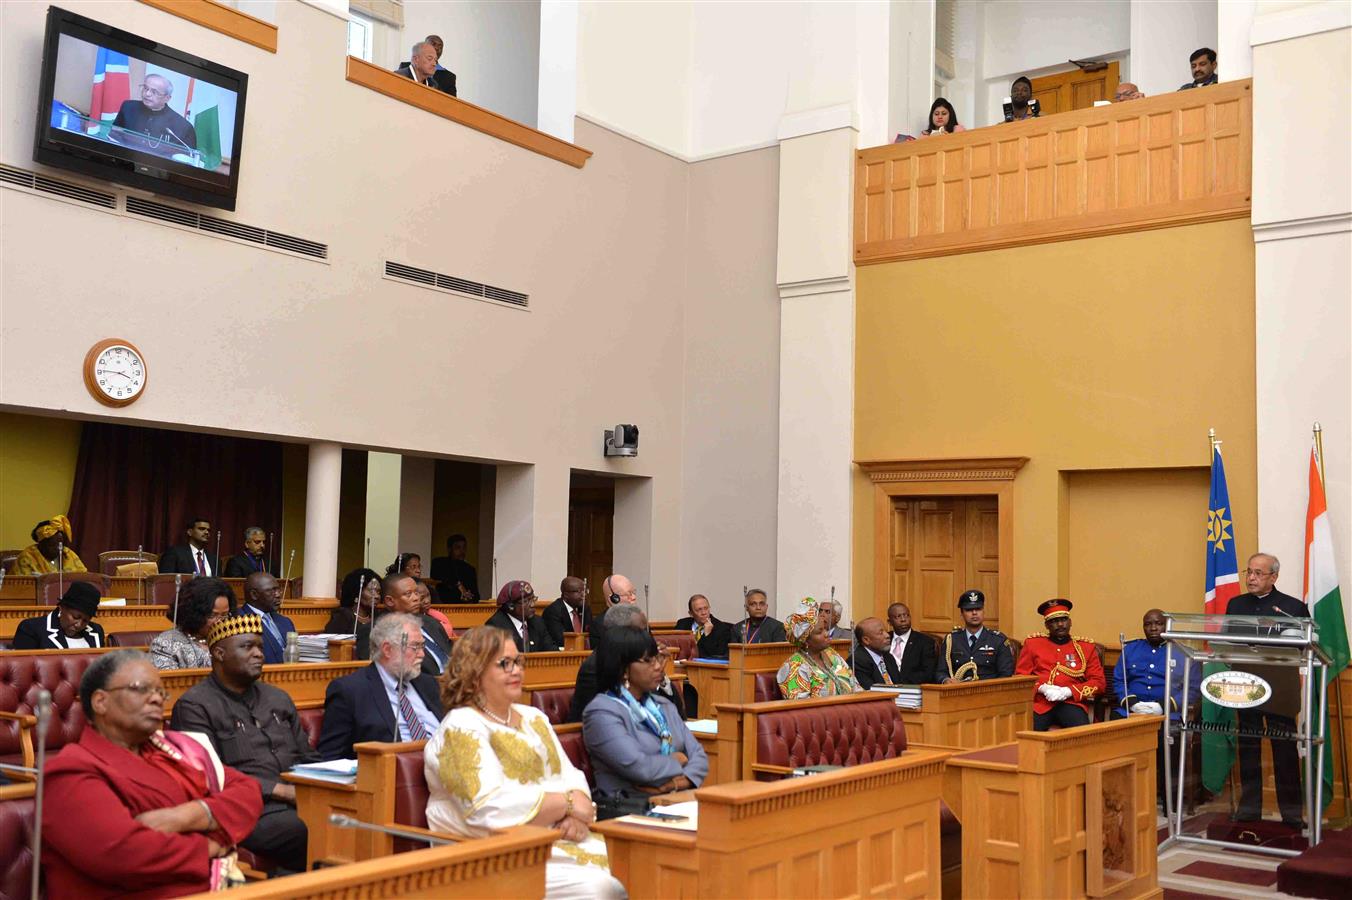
[124,195,328,260]
[384,260,529,309]
[0,163,117,209]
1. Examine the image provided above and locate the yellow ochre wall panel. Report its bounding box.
[853,219,1257,643]
[0,413,82,551]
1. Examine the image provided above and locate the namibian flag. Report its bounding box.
[89,47,130,137]
[1202,441,1241,793]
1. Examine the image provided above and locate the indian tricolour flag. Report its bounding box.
[1304,439,1351,809]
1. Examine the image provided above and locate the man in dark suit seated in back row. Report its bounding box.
[886,602,937,683]
[318,612,443,760]
[159,517,215,575]
[852,617,902,688]
[674,593,734,659]
[542,576,593,647]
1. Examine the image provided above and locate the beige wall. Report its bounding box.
[854,220,1259,643]
[0,1,780,617]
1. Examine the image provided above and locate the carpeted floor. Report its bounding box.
[1155,814,1348,899]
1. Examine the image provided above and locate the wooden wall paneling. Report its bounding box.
[138,0,278,53]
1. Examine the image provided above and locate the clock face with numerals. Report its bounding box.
[83,339,147,407]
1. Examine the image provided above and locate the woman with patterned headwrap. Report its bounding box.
[12,515,87,575]
[424,626,624,899]
[776,597,860,700]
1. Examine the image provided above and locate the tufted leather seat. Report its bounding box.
[0,786,36,899]
[0,653,99,765]
[554,725,594,789]
[36,572,111,605]
[530,688,574,725]
[755,699,907,775]
[391,749,432,853]
[297,708,324,750]
[753,672,779,702]
[653,632,696,660]
[107,630,163,648]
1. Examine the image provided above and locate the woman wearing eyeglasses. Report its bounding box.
[582,627,707,797]
[150,577,237,670]
[41,650,263,897]
[424,626,624,899]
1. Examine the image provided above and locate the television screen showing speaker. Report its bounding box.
[33,6,249,210]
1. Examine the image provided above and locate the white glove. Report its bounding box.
[1038,683,1058,700]
[1130,701,1163,715]
[1051,685,1073,702]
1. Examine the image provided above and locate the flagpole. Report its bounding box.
[1314,421,1351,826]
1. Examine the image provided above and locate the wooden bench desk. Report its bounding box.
[0,600,337,640]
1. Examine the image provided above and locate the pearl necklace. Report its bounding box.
[478,702,513,727]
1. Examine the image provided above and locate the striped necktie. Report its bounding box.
[397,685,429,741]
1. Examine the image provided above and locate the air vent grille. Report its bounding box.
[0,163,117,208]
[125,196,328,259]
[385,261,528,309]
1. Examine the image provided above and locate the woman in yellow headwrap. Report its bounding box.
[776,597,859,700]
[13,515,88,575]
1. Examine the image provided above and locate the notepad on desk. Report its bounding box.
[289,759,358,784]
[684,719,717,735]
[612,800,699,831]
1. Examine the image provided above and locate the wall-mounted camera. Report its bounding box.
[604,424,639,458]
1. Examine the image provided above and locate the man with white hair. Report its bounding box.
[394,41,453,95]
[112,73,196,148]
[817,598,853,641]
[318,612,443,760]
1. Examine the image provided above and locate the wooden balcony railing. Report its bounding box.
[854,79,1252,264]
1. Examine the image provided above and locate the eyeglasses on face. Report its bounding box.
[104,682,170,702]
[1245,568,1275,577]
[493,656,526,673]
[140,85,169,98]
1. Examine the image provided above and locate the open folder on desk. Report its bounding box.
[290,759,358,784]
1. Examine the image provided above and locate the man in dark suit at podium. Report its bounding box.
[887,602,937,683]
[542,576,592,647]
[1226,553,1309,827]
[159,517,214,575]
[852,617,902,689]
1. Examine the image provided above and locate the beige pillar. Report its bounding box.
[301,442,342,598]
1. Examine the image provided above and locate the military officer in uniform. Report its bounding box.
[1016,599,1106,731]
[935,589,1015,683]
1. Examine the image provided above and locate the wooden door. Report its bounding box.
[1030,61,1120,115]
[567,487,613,615]
[888,496,999,632]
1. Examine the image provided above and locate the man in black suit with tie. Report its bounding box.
[485,580,558,652]
[542,576,592,647]
[159,517,214,575]
[357,574,455,676]
[317,612,444,760]
[240,571,296,665]
[852,617,902,689]
[887,602,937,683]
[674,594,734,659]
[1227,553,1310,827]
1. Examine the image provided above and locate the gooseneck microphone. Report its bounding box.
[31,690,53,900]
[329,813,451,847]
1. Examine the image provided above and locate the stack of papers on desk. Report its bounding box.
[869,685,922,708]
[298,634,349,662]
[289,759,358,784]
[685,719,717,736]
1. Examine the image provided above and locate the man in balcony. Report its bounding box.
[1179,48,1218,90]
[395,41,452,96]
[1113,82,1145,102]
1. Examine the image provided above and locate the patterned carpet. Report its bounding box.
[1156,813,1324,900]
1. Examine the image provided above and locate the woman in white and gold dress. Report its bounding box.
[424,626,626,899]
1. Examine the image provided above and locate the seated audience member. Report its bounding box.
[922,97,966,136]
[818,598,853,641]
[674,593,734,659]
[43,650,262,897]
[1016,599,1106,731]
[151,577,236,670]
[735,588,787,644]
[424,34,457,96]
[589,573,639,645]
[430,533,480,601]
[936,589,1015,682]
[1113,82,1145,102]
[386,552,422,579]
[357,573,454,676]
[569,604,681,722]
[887,602,937,684]
[583,626,708,796]
[486,579,559,652]
[324,567,382,633]
[12,514,87,574]
[1179,47,1218,90]
[318,612,443,760]
[1114,608,1201,805]
[171,614,317,874]
[777,597,860,699]
[394,41,454,95]
[424,626,624,899]
[240,571,296,665]
[160,517,215,575]
[222,526,270,577]
[852,617,903,689]
[13,581,107,649]
[1004,75,1039,122]
[416,578,453,633]
[543,576,594,646]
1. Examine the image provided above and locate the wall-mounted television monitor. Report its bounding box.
[33,6,248,211]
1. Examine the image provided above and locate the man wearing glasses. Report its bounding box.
[111,73,197,149]
[317,613,444,760]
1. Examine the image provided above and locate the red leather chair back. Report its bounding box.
[754,672,779,702]
[0,789,36,900]
[36,572,111,605]
[99,550,159,575]
[554,725,594,789]
[391,749,431,853]
[0,653,99,762]
[530,688,574,725]
[298,708,324,750]
[653,632,696,660]
[755,699,907,776]
[148,574,193,606]
[107,631,163,648]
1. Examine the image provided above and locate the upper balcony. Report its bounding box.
[854,79,1252,265]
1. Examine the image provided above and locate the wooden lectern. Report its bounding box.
[948,716,1162,899]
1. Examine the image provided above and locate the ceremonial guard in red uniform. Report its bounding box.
[1016,599,1106,730]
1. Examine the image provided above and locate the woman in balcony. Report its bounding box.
[777,597,861,700]
[922,97,966,137]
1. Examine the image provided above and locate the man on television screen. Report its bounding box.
[112,74,196,150]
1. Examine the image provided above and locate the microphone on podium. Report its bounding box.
[328,813,452,847]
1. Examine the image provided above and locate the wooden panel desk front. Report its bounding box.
[595,748,954,899]
[948,716,1162,899]
[903,675,1037,746]
[159,661,368,718]
[0,600,335,640]
[182,828,555,900]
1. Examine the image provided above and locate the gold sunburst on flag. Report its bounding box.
[1208,506,1232,552]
